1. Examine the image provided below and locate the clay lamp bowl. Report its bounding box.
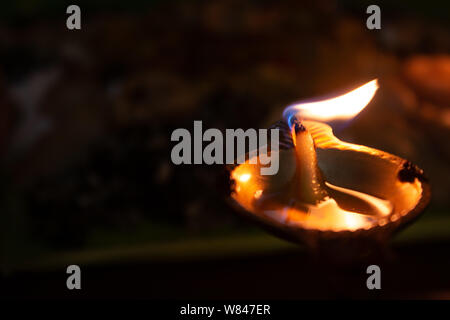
[228,80,430,255]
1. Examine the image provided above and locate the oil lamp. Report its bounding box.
[229,80,430,253]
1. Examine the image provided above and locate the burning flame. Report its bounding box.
[284,79,379,126]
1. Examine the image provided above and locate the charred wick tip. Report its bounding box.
[291,117,306,133]
[294,122,306,134]
[398,161,427,183]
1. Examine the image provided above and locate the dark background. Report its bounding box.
[1,0,450,299]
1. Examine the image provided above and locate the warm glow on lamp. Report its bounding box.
[237,173,251,183]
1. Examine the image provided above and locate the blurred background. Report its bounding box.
[1,0,450,299]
